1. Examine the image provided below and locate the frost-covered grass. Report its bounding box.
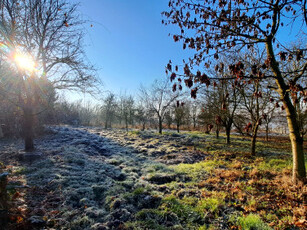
[1,126,306,229]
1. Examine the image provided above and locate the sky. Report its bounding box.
[66,0,306,102]
[73,0,193,97]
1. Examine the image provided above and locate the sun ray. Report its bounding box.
[13,52,36,73]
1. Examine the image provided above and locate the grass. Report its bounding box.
[172,160,222,180]
[196,197,224,214]
[237,214,272,230]
[161,195,204,225]
[128,130,142,136]
[138,132,306,229]
[258,158,292,171]
[3,128,306,230]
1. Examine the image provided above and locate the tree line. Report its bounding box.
[2,51,305,156]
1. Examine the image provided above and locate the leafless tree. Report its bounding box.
[164,109,173,130]
[0,0,98,150]
[102,93,117,129]
[119,94,135,132]
[173,102,187,133]
[140,79,179,134]
[190,100,200,129]
[262,105,276,141]
[237,50,275,154]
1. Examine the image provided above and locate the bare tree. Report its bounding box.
[262,106,276,141]
[135,102,148,131]
[173,102,187,133]
[240,79,273,155]
[0,0,98,151]
[200,73,240,143]
[190,100,200,129]
[119,94,135,132]
[140,79,179,134]
[198,101,215,134]
[237,50,275,155]
[102,92,117,129]
[164,109,173,130]
[78,100,96,126]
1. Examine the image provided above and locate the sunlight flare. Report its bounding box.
[13,52,36,72]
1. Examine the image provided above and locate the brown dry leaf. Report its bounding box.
[294,219,306,227]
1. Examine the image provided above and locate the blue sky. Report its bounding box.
[76,0,193,95]
[67,0,306,102]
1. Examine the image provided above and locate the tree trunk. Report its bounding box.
[142,121,146,131]
[177,123,180,133]
[23,106,34,151]
[286,108,306,182]
[158,117,163,134]
[0,172,8,227]
[250,135,256,156]
[251,124,259,156]
[125,118,128,132]
[225,126,231,144]
[104,118,108,129]
[265,124,269,141]
[216,127,219,139]
[0,126,3,138]
[266,41,306,182]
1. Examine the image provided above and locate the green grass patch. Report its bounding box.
[161,195,204,225]
[257,158,292,172]
[125,220,167,230]
[196,197,225,214]
[171,160,221,180]
[128,130,142,136]
[237,214,272,230]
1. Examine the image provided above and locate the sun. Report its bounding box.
[13,52,36,72]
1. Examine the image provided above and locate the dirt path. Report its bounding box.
[0,126,205,229]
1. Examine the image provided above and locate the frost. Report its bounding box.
[0,126,206,229]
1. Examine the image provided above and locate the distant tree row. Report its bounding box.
[1,47,305,160]
[46,63,307,158]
